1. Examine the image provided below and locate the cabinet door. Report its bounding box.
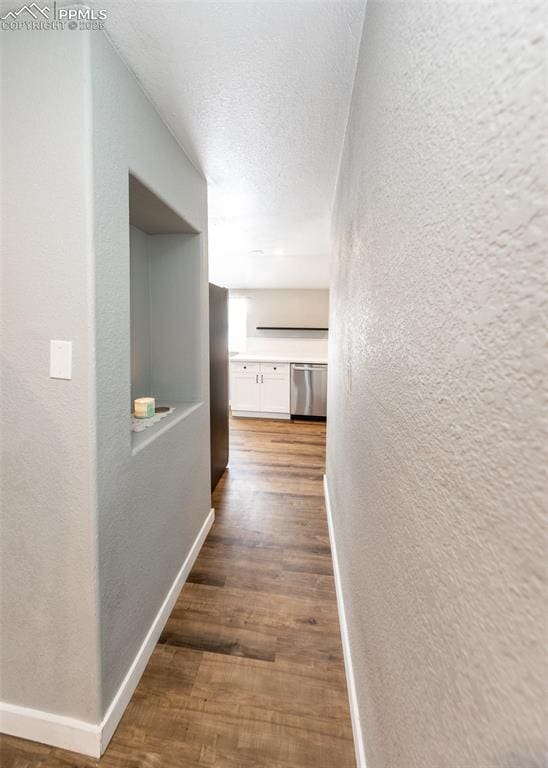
[260,364,290,413]
[231,364,261,411]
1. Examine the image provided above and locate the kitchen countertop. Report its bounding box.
[230,353,328,365]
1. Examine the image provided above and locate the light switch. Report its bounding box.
[50,340,72,380]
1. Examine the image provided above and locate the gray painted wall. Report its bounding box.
[0,28,210,724]
[327,3,547,767]
[0,30,100,721]
[130,228,203,406]
[148,233,203,405]
[130,225,152,402]
[90,30,210,713]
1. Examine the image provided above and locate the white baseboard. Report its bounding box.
[0,704,101,757]
[231,410,290,420]
[0,507,215,758]
[323,476,367,768]
[99,506,215,753]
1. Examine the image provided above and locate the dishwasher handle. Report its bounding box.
[292,365,327,371]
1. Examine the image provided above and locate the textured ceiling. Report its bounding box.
[91,0,366,288]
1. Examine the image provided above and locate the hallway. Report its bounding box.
[1,2,545,763]
[0,418,355,768]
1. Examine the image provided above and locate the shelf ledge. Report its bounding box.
[131,401,203,455]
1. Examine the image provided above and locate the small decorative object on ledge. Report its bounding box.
[134,397,155,418]
[131,405,175,433]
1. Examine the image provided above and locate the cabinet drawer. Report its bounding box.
[260,362,289,374]
[231,361,259,373]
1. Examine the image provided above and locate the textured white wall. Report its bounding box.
[327,2,547,767]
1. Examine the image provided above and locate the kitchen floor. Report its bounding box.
[0,417,355,768]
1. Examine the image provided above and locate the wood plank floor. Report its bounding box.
[0,417,355,768]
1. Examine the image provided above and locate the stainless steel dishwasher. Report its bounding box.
[290,363,327,419]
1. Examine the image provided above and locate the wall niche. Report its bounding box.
[129,174,202,450]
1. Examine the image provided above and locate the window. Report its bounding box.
[228,296,247,353]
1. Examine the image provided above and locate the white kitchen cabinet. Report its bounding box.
[231,361,290,418]
[230,362,261,412]
[259,363,290,413]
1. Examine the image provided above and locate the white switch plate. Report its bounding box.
[50,340,72,380]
